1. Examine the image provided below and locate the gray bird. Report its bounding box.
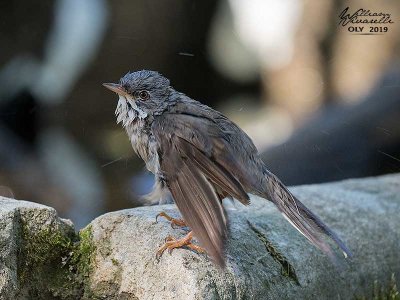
[103,70,352,267]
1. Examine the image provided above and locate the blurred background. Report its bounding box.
[0,0,399,228]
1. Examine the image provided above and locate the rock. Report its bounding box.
[1,174,399,299]
[85,174,400,299]
[0,198,83,299]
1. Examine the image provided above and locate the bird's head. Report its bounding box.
[103,70,171,126]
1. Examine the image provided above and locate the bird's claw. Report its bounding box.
[155,211,186,228]
[155,231,205,261]
[164,235,175,242]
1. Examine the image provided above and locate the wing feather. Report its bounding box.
[152,111,254,266]
[153,112,254,267]
[176,137,250,205]
[165,154,227,266]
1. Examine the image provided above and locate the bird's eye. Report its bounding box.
[137,90,150,100]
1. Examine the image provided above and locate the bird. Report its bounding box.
[103,70,352,268]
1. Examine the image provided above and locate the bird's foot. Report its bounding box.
[156,231,205,260]
[156,211,186,228]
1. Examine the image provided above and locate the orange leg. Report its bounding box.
[156,212,186,228]
[156,231,205,260]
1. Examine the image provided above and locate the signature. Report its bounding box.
[339,7,394,26]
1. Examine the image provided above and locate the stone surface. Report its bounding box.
[0,174,399,299]
[85,174,400,299]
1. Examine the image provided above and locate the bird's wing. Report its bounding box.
[152,112,250,267]
[153,112,251,204]
[167,99,264,191]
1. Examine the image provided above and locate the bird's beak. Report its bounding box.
[102,83,127,96]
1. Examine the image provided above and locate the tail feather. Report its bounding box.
[266,173,352,259]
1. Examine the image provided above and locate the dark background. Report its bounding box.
[0,0,399,228]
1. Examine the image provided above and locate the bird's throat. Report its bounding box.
[115,95,148,127]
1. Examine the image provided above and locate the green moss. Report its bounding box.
[355,274,399,300]
[17,216,97,299]
[111,258,119,266]
[72,225,98,299]
[73,225,96,279]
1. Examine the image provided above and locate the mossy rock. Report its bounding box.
[0,200,97,299]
